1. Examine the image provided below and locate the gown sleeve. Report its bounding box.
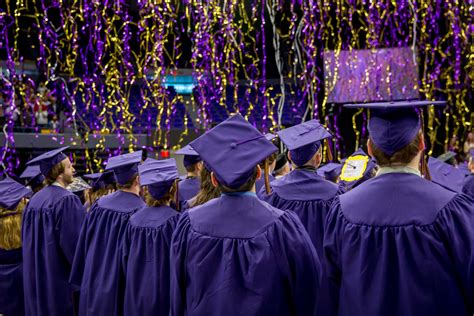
[322,196,344,315]
[435,193,474,311]
[268,211,322,316]
[170,212,192,316]
[56,194,86,264]
[69,207,93,289]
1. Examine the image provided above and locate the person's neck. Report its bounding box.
[187,172,199,178]
[54,178,68,188]
[120,186,140,196]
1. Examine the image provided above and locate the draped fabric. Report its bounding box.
[22,185,85,316]
[324,173,474,315]
[0,248,24,316]
[69,191,145,316]
[121,206,179,315]
[170,194,322,316]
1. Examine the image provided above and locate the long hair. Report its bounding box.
[84,184,116,211]
[144,182,177,208]
[0,198,27,250]
[189,166,221,208]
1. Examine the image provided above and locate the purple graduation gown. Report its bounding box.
[170,193,322,316]
[0,248,24,316]
[259,169,342,255]
[69,190,145,316]
[324,173,474,315]
[255,173,276,196]
[122,206,180,315]
[178,177,200,203]
[22,185,85,316]
[463,174,474,196]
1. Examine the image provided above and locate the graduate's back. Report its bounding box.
[170,114,322,316]
[171,193,322,316]
[325,101,474,316]
[324,173,474,315]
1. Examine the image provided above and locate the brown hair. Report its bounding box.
[144,182,177,207]
[45,161,65,185]
[258,152,278,168]
[217,166,259,193]
[116,174,139,190]
[189,166,221,208]
[185,163,199,173]
[0,198,27,250]
[84,185,116,211]
[370,131,422,166]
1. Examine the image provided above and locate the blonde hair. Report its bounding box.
[0,198,27,250]
[84,185,115,211]
[144,182,177,208]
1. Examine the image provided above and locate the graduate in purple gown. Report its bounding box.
[82,171,116,210]
[259,120,343,254]
[22,147,85,315]
[70,151,145,316]
[324,101,474,315]
[0,178,32,316]
[170,114,322,316]
[122,158,180,315]
[176,145,202,205]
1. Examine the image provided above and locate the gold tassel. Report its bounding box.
[264,158,271,195]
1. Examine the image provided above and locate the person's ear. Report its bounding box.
[418,133,426,152]
[367,139,374,157]
[210,172,219,188]
[256,165,262,180]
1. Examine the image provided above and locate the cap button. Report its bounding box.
[230,142,237,149]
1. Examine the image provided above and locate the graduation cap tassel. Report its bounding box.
[325,139,333,162]
[174,179,181,211]
[418,110,432,181]
[264,158,271,195]
[421,153,432,181]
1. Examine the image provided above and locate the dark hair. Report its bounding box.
[370,131,422,166]
[45,161,65,185]
[116,174,139,190]
[217,167,259,193]
[189,166,221,208]
[258,152,278,168]
[185,162,200,173]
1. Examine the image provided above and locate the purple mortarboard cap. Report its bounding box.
[83,171,115,189]
[437,151,457,163]
[264,133,277,142]
[27,146,70,176]
[20,165,45,189]
[317,163,343,182]
[139,158,179,199]
[20,165,42,179]
[105,151,142,185]
[175,145,202,168]
[0,177,33,210]
[189,114,278,190]
[428,157,466,193]
[339,148,377,190]
[277,120,332,166]
[344,100,446,156]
